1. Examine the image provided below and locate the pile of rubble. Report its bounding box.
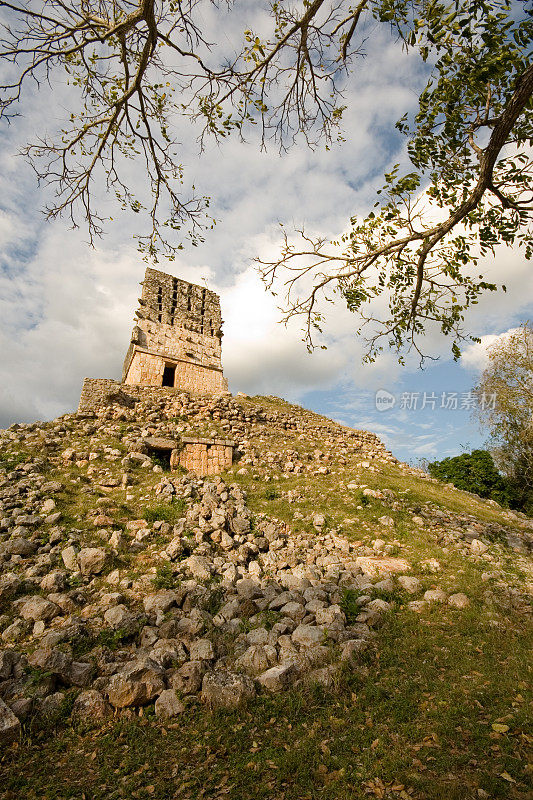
[79,388,398,468]
[0,394,531,744]
[0,460,476,744]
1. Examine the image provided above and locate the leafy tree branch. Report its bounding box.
[258,50,533,361]
[0,1,531,359]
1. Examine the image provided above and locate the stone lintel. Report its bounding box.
[144,436,180,451]
[130,346,225,374]
[181,436,235,447]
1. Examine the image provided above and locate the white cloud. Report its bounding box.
[460,327,521,373]
[222,268,346,396]
[0,3,531,465]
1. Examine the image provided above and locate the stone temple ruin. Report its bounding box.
[122,267,228,395]
[78,268,234,475]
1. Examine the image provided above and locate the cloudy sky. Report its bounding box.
[1,2,531,464]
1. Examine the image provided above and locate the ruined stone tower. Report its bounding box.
[121,268,228,394]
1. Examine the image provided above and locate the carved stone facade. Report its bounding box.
[143,433,234,476]
[122,267,228,395]
[179,437,234,476]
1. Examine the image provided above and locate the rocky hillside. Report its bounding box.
[0,392,531,800]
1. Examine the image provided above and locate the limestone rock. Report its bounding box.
[169,661,206,695]
[150,639,188,669]
[185,555,213,580]
[155,689,185,718]
[41,499,56,515]
[61,545,78,571]
[28,646,93,687]
[355,556,410,577]
[236,578,262,600]
[424,588,448,603]
[280,601,305,621]
[314,604,346,627]
[188,638,215,661]
[71,690,112,723]
[246,627,269,646]
[292,624,326,648]
[104,605,142,634]
[106,658,166,707]
[397,575,421,594]
[20,596,60,623]
[78,547,108,576]
[28,646,72,681]
[40,570,67,593]
[340,639,367,661]
[258,664,298,692]
[143,590,180,615]
[407,600,428,613]
[307,664,340,689]
[0,573,21,603]
[201,670,256,709]
[0,650,17,680]
[37,692,66,720]
[448,592,470,609]
[366,598,391,613]
[0,698,20,745]
[4,538,38,556]
[235,644,277,675]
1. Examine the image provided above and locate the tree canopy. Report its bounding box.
[427,448,513,506]
[1,0,532,357]
[474,322,533,510]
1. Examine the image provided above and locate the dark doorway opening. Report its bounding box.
[147,446,172,470]
[162,364,176,387]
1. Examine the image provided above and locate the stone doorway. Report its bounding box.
[144,437,180,471]
[162,364,176,387]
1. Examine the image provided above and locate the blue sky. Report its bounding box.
[302,362,496,465]
[0,3,532,464]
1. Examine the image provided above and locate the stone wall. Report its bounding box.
[77,380,234,475]
[77,382,397,474]
[179,437,234,476]
[78,378,126,414]
[124,351,226,395]
[77,378,219,414]
[122,267,227,394]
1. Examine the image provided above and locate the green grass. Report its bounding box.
[201,586,225,616]
[151,563,179,590]
[67,624,143,659]
[340,588,362,624]
[1,394,532,800]
[2,604,531,800]
[0,449,29,471]
[142,498,186,524]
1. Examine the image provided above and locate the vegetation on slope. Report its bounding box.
[0,393,531,800]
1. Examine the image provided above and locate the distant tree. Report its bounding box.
[474,322,533,511]
[0,1,531,360]
[413,457,430,473]
[427,449,512,506]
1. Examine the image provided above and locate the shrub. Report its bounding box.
[340,589,361,625]
[202,586,224,616]
[152,563,178,589]
[428,449,513,506]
